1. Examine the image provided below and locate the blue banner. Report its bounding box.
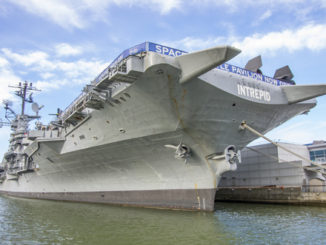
[148,42,186,57]
[217,63,289,86]
[93,41,289,86]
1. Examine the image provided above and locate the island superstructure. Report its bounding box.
[1,42,326,211]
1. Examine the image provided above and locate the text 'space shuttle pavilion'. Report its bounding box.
[1,42,326,211]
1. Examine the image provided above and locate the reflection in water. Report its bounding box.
[0,196,325,245]
[215,202,326,244]
[0,196,231,245]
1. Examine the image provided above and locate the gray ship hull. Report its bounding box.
[0,42,321,211]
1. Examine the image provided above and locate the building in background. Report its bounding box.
[307,141,326,163]
[306,141,326,191]
[216,141,326,204]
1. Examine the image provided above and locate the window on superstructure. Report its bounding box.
[309,149,326,162]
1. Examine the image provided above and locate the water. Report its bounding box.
[0,196,325,245]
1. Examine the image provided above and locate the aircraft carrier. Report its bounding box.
[1,42,326,211]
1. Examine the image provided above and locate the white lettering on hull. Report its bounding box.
[237,84,271,102]
[155,44,186,56]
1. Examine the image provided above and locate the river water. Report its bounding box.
[0,196,325,245]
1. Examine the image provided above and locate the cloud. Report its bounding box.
[5,0,182,29]
[193,0,310,10]
[4,0,326,29]
[34,79,69,91]
[55,43,83,57]
[0,57,10,68]
[0,56,21,102]
[168,23,326,57]
[112,0,183,14]
[40,72,55,79]
[6,0,85,29]
[257,10,272,22]
[1,48,49,66]
[55,59,108,82]
[165,36,228,52]
[151,0,182,14]
[233,24,326,57]
[0,2,10,17]
[2,48,106,78]
[0,45,108,92]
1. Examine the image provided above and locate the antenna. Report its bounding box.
[3,100,13,107]
[32,102,39,113]
[9,81,41,115]
[2,99,16,120]
[0,80,43,136]
[0,118,12,128]
[31,102,44,116]
[28,92,34,103]
[49,108,62,117]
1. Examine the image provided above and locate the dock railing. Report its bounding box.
[302,185,326,193]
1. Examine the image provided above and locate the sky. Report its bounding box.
[0,0,326,156]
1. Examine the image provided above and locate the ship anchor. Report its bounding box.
[164,142,191,163]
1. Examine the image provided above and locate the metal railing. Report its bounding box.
[60,58,130,122]
[61,92,86,121]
